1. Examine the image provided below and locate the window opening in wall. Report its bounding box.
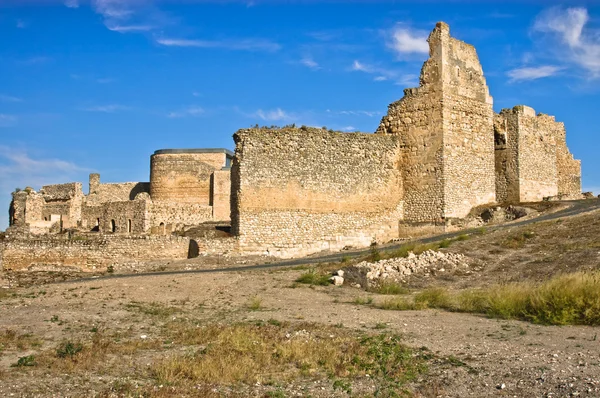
[96,218,100,226]
[128,219,132,233]
[159,222,165,235]
[111,219,116,233]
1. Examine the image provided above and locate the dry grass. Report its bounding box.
[0,330,42,352]
[152,321,427,390]
[378,272,600,325]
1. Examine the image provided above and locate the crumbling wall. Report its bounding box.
[439,26,496,217]
[495,106,580,202]
[516,108,559,202]
[231,127,403,258]
[377,22,495,222]
[86,174,149,206]
[494,112,519,203]
[1,234,192,271]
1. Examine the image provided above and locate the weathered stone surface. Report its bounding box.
[344,250,469,287]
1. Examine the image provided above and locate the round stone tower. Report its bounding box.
[150,149,233,204]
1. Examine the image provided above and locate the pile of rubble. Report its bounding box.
[342,250,470,287]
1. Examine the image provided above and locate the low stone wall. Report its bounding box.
[0,234,192,271]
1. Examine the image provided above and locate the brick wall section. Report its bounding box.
[231,127,403,258]
[149,201,213,228]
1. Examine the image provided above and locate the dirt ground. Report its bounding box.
[1,204,600,397]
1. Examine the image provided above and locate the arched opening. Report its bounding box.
[159,222,165,235]
[110,219,116,233]
[128,219,132,233]
[92,218,100,232]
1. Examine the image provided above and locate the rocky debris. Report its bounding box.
[344,250,469,287]
[582,191,595,199]
[480,205,536,223]
[329,270,344,286]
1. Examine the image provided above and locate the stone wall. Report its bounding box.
[82,199,149,234]
[495,106,580,202]
[150,149,232,205]
[1,234,192,271]
[149,201,213,229]
[87,174,150,206]
[376,22,495,222]
[212,169,231,221]
[231,127,403,258]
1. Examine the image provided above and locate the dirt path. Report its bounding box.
[1,268,599,397]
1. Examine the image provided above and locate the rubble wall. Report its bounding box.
[231,127,403,258]
[0,234,192,271]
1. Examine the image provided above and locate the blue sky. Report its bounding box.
[1,0,600,229]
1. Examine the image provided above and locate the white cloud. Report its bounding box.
[92,0,134,19]
[167,106,205,118]
[507,65,563,82]
[156,38,281,52]
[107,24,154,33]
[0,94,22,102]
[0,114,17,127]
[80,104,130,113]
[342,126,356,131]
[254,108,293,122]
[300,56,320,70]
[339,110,382,118]
[0,146,87,229]
[533,7,600,77]
[387,25,429,55]
[64,0,79,8]
[351,60,416,86]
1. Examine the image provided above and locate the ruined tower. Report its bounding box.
[377,22,496,222]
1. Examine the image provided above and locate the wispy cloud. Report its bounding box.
[337,110,382,118]
[0,94,23,103]
[0,145,87,228]
[387,24,429,56]
[300,56,320,70]
[533,7,600,77]
[507,65,564,82]
[80,104,130,113]
[107,24,154,33]
[64,0,79,8]
[166,106,205,118]
[351,60,417,86]
[342,126,356,131]
[156,37,281,52]
[16,19,27,29]
[254,108,294,122]
[0,114,17,127]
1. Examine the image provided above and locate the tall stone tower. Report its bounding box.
[377,22,496,222]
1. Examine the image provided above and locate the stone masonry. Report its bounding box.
[4,22,582,261]
[9,148,233,236]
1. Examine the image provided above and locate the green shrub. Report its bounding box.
[370,281,409,295]
[295,270,330,286]
[56,341,83,359]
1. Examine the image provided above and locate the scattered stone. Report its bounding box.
[329,276,344,286]
[344,250,469,287]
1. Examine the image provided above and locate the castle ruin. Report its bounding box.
[5,22,581,264]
